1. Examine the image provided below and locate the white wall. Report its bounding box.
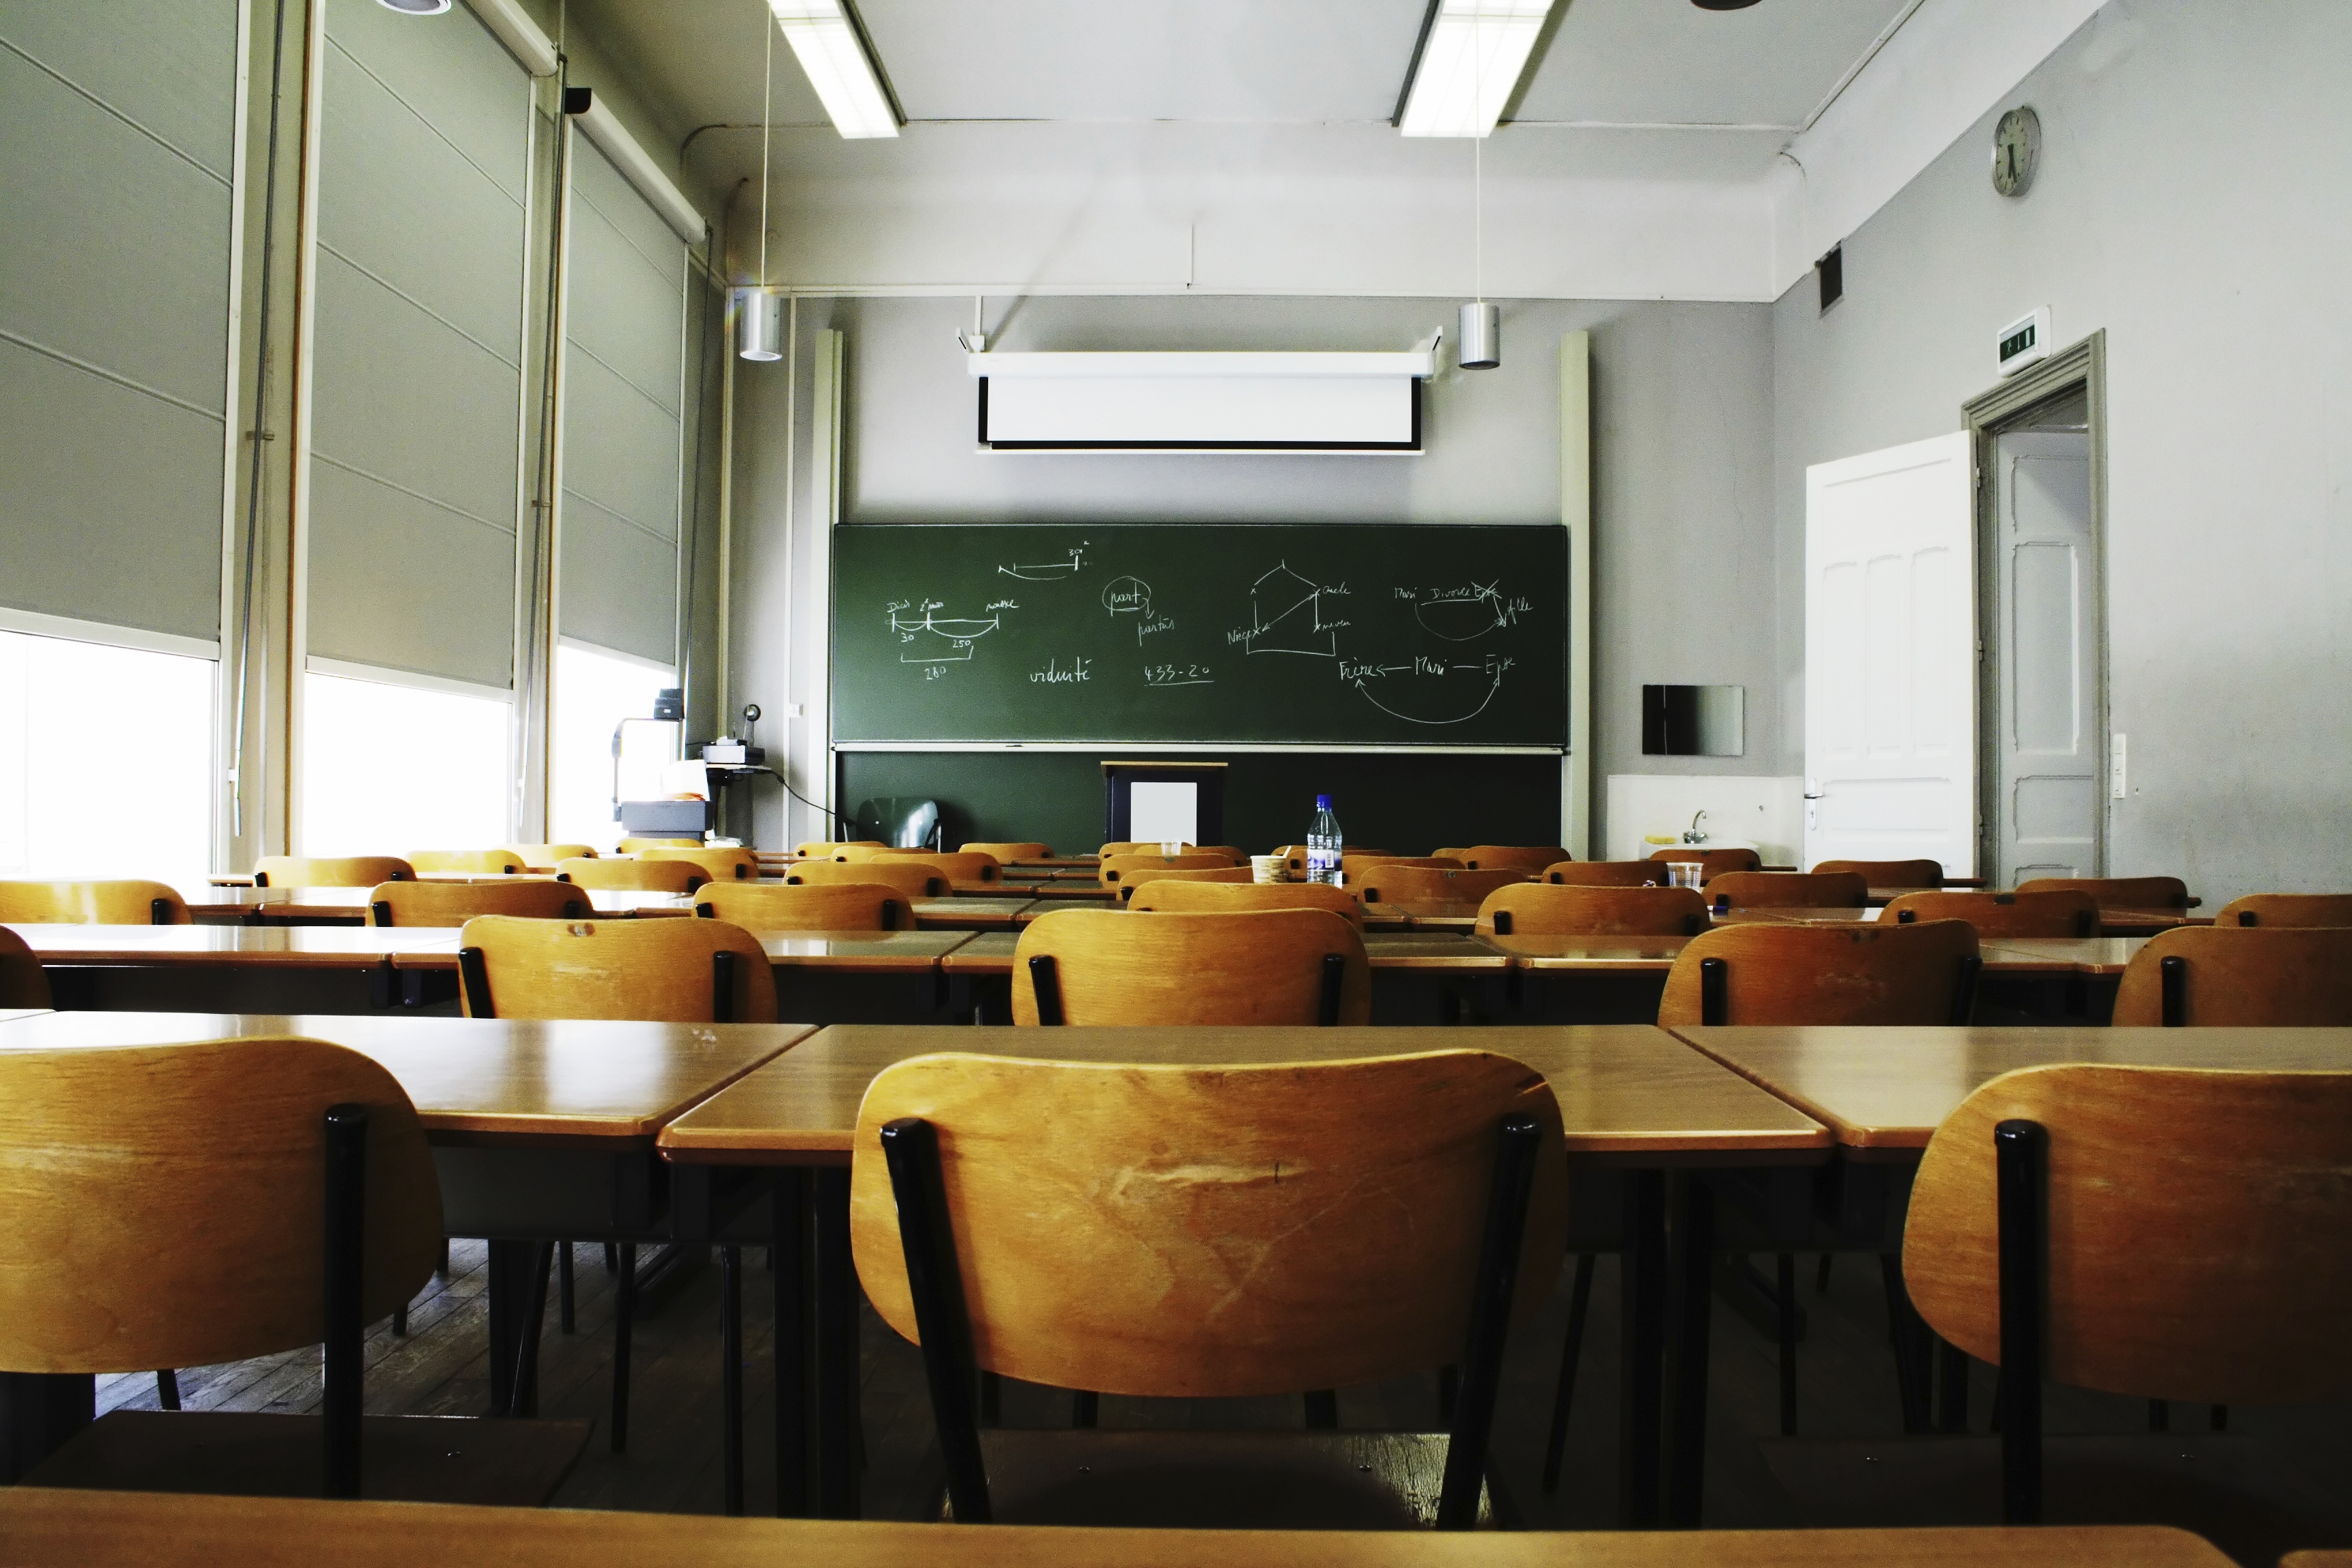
[1773,0,2352,900]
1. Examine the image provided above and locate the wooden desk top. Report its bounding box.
[755,930,975,970]
[942,930,1019,970]
[1480,935,1693,971]
[1361,932,1510,970]
[0,1010,813,1144]
[6,923,463,968]
[1015,882,1118,900]
[1714,906,1876,924]
[1668,1025,2352,1152]
[913,896,1036,928]
[187,886,699,921]
[0,1488,2227,1567]
[659,1024,1829,1167]
[1974,936,2147,975]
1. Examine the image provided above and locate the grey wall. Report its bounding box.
[1772,0,2352,900]
[725,291,1778,853]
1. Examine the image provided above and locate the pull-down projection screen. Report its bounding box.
[970,351,1435,454]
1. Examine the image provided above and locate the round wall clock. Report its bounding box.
[1992,105,2042,197]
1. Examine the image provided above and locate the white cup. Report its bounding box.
[1251,854,1286,884]
[1664,860,1705,889]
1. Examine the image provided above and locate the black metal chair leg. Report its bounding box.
[558,1242,576,1335]
[391,1301,408,1337]
[1995,1120,2047,1525]
[2149,1398,2169,1431]
[154,1371,181,1411]
[721,1243,745,1515]
[1435,1114,1544,1531]
[1071,1390,1098,1428]
[978,1370,1001,1426]
[610,1241,637,1452]
[1303,1390,1338,1428]
[1816,1253,1833,1294]
[604,1242,619,1275]
[2210,1404,2227,1431]
[1937,1339,1969,1433]
[1539,1252,1596,1493]
[1777,1252,1799,1436]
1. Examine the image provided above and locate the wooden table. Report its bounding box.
[185,885,700,923]
[0,1009,813,1463]
[8,922,465,1012]
[1972,936,2146,975]
[659,1024,1828,1526]
[0,1487,2236,1566]
[756,930,974,970]
[911,896,1036,930]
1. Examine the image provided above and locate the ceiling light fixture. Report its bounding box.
[766,0,903,140]
[375,0,451,13]
[740,15,783,361]
[1692,0,1763,10]
[1395,0,1556,140]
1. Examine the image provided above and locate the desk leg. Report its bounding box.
[0,1372,93,1482]
[814,1166,860,1519]
[1617,1170,1667,1528]
[486,1239,552,1417]
[1665,1174,1716,1527]
[774,1170,809,1518]
[721,1243,744,1515]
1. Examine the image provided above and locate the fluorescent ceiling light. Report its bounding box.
[766,0,902,140]
[1396,0,1556,138]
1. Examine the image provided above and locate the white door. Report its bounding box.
[1991,429,2098,882]
[1804,431,1976,877]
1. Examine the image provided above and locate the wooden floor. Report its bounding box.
[95,1237,2352,1563]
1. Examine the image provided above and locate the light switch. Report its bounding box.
[2109,733,2127,799]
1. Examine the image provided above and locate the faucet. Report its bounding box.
[1683,811,1708,845]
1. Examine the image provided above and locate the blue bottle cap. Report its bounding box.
[1315,794,1332,809]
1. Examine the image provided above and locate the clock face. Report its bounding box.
[1993,105,2041,197]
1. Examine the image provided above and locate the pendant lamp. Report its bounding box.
[738,12,781,362]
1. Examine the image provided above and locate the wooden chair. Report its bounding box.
[850,1048,1567,1527]
[365,881,585,926]
[555,858,704,894]
[252,856,412,888]
[0,1036,586,1502]
[1903,1062,2352,1523]
[0,927,53,1009]
[2214,893,2352,928]
[1883,889,2097,938]
[1455,846,1571,872]
[1544,860,1669,888]
[408,849,525,875]
[1646,846,1760,879]
[1126,879,1365,927]
[2110,927,2352,1026]
[1096,842,1160,858]
[1011,909,1369,1026]
[1705,870,1868,911]
[1347,865,1531,906]
[0,879,189,925]
[1095,852,1230,885]
[787,859,943,902]
[1113,866,1254,902]
[617,837,700,854]
[875,851,1004,886]
[2016,875,2189,911]
[1811,858,1944,887]
[959,842,1050,862]
[639,846,758,883]
[457,916,777,1024]
[830,844,897,862]
[1659,919,1982,1028]
[501,844,595,870]
[696,881,904,932]
[795,840,885,859]
[1475,884,1707,938]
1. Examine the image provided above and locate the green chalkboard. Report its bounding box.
[832,523,1567,746]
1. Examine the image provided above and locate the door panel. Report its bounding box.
[1995,430,2097,883]
[1805,431,1976,876]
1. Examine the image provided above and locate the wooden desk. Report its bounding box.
[1713,906,1876,924]
[912,896,1035,930]
[10,921,466,1013]
[660,1024,1826,1525]
[187,886,700,922]
[0,1487,2235,1567]
[1011,882,1117,901]
[1480,936,1693,971]
[1973,936,2146,975]
[756,930,974,972]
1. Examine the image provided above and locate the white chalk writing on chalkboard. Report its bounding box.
[998,545,1087,581]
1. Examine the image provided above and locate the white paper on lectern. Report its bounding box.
[1129,781,1198,847]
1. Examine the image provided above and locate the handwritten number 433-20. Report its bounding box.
[1144,664,1212,687]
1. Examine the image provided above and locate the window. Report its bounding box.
[301,666,510,857]
[550,639,676,853]
[0,630,215,891]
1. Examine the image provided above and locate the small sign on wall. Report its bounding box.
[1997,306,2053,376]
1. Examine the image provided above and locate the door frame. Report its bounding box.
[1961,329,2108,880]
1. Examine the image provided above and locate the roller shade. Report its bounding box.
[0,1,240,644]
[557,132,686,668]
[305,0,530,690]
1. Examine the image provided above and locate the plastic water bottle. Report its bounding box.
[1306,794,1343,885]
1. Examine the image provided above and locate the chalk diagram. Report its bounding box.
[1100,576,1152,619]
[1348,653,1518,726]
[1226,564,1527,726]
[998,544,1087,581]
[1415,581,1530,642]
[887,598,1000,665]
[1230,561,1347,658]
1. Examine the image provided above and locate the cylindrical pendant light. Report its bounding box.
[1459,300,1499,370]
[738,289,782,361]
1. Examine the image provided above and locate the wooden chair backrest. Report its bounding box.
[1096,842,1157,858]
[1126,879,1364,926]
[0,880,190,925]
[872,851,1002,885]
[2016,875,2189,911]
[2110,928,2352,1027]
[1904,1062,2352,1405]
[1010,909,1369,1026]
[1546,860,1670,887]
[253,855,412,888]
[1810,858,1943,887]
[1339,854,1463,879]
[849,1049,1567,1398]
[555,857,704,893]
[1657,919,1980,1027]
[0,928,53,1010]
[639,846,759,883]
[829,844,896,862]
[1112,867,1254,900]
[1476,884,1707,937]
[696,881,902,932]
[1457,845,1571,872]
[500,843,595,870]
[1882,889,2097,938]
[617,837,701,853]
[786,859,942,900]
[797,840,885,858]
[958,842,1050,862]
[407,849,525,875]
[0,1037,439,1375]
[1096,852,1229,884]
[1706,870,1869,909]
[365,880,585,926]
[2214,894,2352,928]
[1348,864,1532,905]
[1647,847,1761,879]
[457,915,777,1023]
